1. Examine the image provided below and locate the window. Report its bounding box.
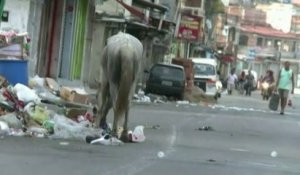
[265,38,272,47]
[185,0,202,7]
[239,35,249,45]
[151,65,184,80]
[292,41,296,52]
[194,63,216,76]
[1,11,9,22]
[274,40,281,50]
[256,37,263,46]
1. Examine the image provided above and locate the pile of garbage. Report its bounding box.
[133,89,177,104]
[0,75,100,140]
[0,75,147,145]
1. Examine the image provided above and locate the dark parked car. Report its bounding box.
[145,63,186,99]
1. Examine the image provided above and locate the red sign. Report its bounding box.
[177,14,201,40]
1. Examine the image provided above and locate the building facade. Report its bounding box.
[88,0,177,87]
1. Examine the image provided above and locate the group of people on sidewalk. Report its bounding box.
[225,61,295,115]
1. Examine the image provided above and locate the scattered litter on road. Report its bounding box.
[85,135,100,144]
[197,126,214,131]
[176,100,189,105]
[59,141,70,146]
[207,159,216,162]
[0,121,10,137]
[145,125,160,130]
[157,151,165,158]
[209,104,272,113]
[90,134,124,146]
[190,103,197,107]
[133,89,151,103]
[128,125,146,143]
[271,151,278,158]
[153,99,165,104]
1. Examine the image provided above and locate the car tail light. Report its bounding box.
[207,79,216,84]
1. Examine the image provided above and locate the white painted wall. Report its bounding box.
[265,3,294,33]
[0,0,30,33]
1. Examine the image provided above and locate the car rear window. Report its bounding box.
[194,63,215,76]
[151,65,184,80]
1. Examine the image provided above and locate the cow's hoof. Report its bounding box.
[120,131,130,143]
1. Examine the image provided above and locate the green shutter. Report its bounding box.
[0,0,6,22]
[70,0,88,80]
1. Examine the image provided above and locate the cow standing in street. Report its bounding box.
[94,32,143,142]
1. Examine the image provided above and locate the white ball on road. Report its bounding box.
[271,151,277,158]
[157,151,165,158]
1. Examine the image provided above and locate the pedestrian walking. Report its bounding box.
[275,61,295,115]
[226,68,237,95]
[245,69,254,96]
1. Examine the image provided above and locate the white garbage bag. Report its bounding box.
[129,125,146,143]
[0,121,10,136]
[13,83,41,103]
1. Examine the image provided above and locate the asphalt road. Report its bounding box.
[0,91,300,175]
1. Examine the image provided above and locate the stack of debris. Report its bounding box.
[0,75,100,140]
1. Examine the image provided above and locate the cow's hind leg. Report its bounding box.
[95,81,111,130]
[120,108,130,142]
[100,95,112,133]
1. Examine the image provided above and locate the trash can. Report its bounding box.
[0,60,28,85]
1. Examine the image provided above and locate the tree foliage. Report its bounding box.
[205,0,225,17]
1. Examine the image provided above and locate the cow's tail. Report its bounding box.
[115,45,137,118]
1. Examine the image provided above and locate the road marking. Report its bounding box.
[230,148,250,152]
[247,161,277,168]
[165,125,177,155]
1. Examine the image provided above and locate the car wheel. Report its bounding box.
[178,93,184,100]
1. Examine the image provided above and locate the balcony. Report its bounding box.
[237,46,277,60]
[238,46,300,60]
[281,51,300,59]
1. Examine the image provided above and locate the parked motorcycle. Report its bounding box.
[261,81,270,100]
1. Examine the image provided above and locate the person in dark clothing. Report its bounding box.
[245,69,254,96]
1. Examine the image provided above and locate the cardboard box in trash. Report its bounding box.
[45,78,59,91]
[60,87,90,104]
